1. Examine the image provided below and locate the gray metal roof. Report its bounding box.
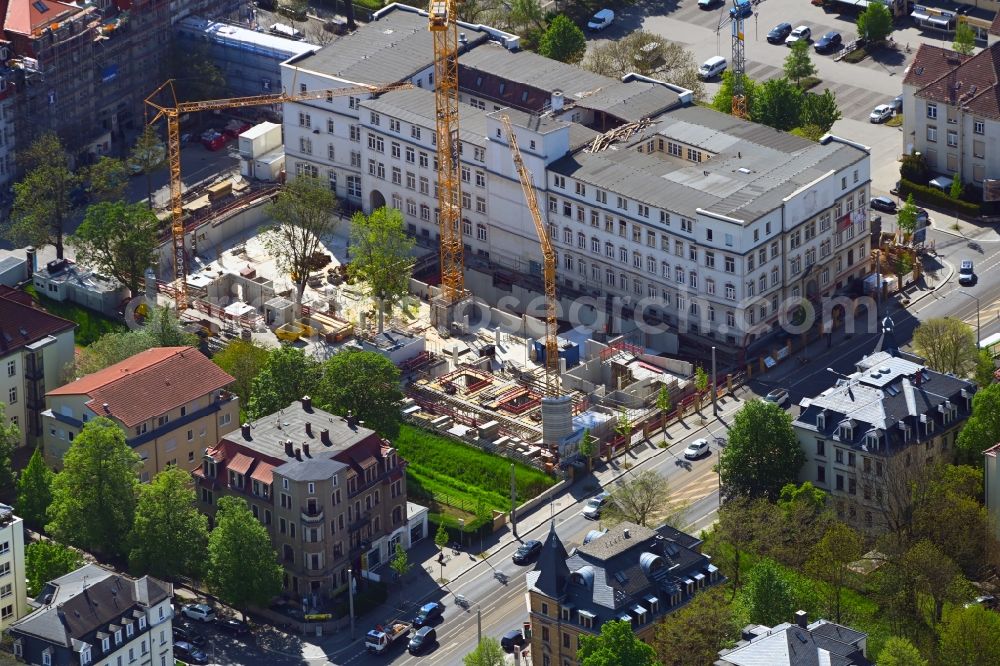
[459,44,615,100]
[277,457,347,482]
[363,87,490,145]
[716,619,870,666]
[574,81,681,123]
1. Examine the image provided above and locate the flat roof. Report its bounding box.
[178,16,317,58]
[363,86,490,145]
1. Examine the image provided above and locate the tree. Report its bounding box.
[800,89,842,132]
[508,0,544,32]
[435,522,449,550]
[315,350,403,437]
[751,78,804,132]
[938,605,1000,666]
[579,428,596,471]
[17,447,54,530]
[897,193,919,236]
[771,482,833,569]
[578,619,658,666]
[47,418,140,558]
[741,559,797,627]
[719,400,805,501]
[654,588,737,666]
[212,340,273,409]
[25,541,82,597]
[903,540,970,625]
[957,383,1000,464]
[84,157,129,203]
[614,409,633,452]
[712,71,757,115]
[129,126,166,208]
[694,366,709,394]
[389,542,411,602]
[6,133,79,259]
[805,522,862,623]
[601,469,681,528]
[206,496,282,619]
[901,151,930,185]
[0,404,18,497]
[784,39,816,87]
[878,637,928,666]
[950,172,963,199]
[129,467,209,581]
[247,345,321,420]
[347,207,414,333]
[857,2,893,44]
[538,15,586,64]
[711,496,772,594]
[145,305,198,347]
[912,317,977,376]
[70,201,160,296]
[584,32,704,100]
[953,22,976,56]
[166,41,226,102]
[261,174,339,315]
[656,385,672,440]
[463,637,506,666]
[975,349,995,388]
[74,330,158,376]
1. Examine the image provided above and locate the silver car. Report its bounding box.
[583,492,610,520]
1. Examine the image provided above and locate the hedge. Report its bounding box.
[899,178,980,216]
[842,48,868,63]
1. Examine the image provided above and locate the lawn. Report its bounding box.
[23,284,125,346]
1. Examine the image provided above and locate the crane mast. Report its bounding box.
[500,115,559,397]
[732,6,747,119]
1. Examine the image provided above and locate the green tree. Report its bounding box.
[25,541,82,597]
[463,637,506,666]
[145,305,199,347]
[800,89,842,132]
[84,156,129,203]
[435,522,449,550]
[508,0,544,32]
[804,522,862,623]
[5,133,78,259]
[129,126,166,208]
[857,2,893,43]
[70,201,160,296]
[771,482,833,568]
[261,174,339,314]
[601,469,681,528]
[47,418,140,558]
[694,366,709,394]
[578,619,658,666]
[953,22,976,56]
[16,447,54,530]
[904,539,970,625]
[712,71,757,115]
[777,481,826,515]
[878,637,928,666]
[938,605,1000,666]
[784,39,816,87]
[212,340,273,410]
[247,345,321,419]
[348,207,414,333]
[129,467,209,581]
[711,496,771,595]
[656,385,672,439]
[0,404,18,497]
[538,15,586,64]
[614,408,633,452]
[897,193,919,236]
[206,496,282,619]
[950,172,963,199]
[74,329,158,377]
[741,559,797,626]
[579,428,596,471]
[315,349,402,437]
[389,542,411,602]
[900,151,930,184]
[750,78,804,132]
[957,383,1000,464]
[654,588,737,666]
[912,317,977,376]
[719,400,805,501]
[975,349,995,388]
[583,31,704,100]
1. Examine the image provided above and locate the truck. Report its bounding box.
[365,621,412,654]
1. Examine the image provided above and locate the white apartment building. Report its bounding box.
[0,504,28,631]
[281,4,873,361]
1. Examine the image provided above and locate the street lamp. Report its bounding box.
[458,518,465,550]
[347,567,356,640]
[958,290,981,345]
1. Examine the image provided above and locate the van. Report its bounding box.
[699,56,727,80]
[408,626,436,655]
[587,8,615,31]
[269,23,303,40]
[698,0,720,8]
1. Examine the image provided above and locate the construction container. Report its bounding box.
[533,339,580,368]
[207,180,232,201]
[239,122,282,159]
[253,148,285,182]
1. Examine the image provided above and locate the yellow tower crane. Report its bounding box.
[428,0,466,306]
[144,80,409,311]
[500,115,559,397]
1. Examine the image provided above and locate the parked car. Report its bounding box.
[785,26,811,45]
[172,624,206,647]
[698,56,728,80]
[890,180,901,196]
[869,104,893,123]
[892,95,903,113]
[512,540,543,564]
[181,603,217,623]
[767,22,792,44]
[582,492,611,520]
[408,626,437,655]
[216,618,251,636]
[501,629,527,653]
[413,602,443,628]
[959,260,975,285]
[698,0,722,8]
[965,594,998,609]
[587,8,614,30]
[764,388,790,407]
[814,31,842,53]
[730,0,753,18]
[683,438,710,460]
[929,175,954,192]
[174,641,209,665]
[870,196,897,213]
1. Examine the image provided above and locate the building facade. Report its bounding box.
[0,286,75,447]
[793,347,976,532]
[281,4,873,363]
[0,504,28,631]
[8,564,173,666]
[192,397,408,598]
[526,522,723,666]
[42,346,239,480]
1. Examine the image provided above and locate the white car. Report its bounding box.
[869,104,893,123]
[785,26,811,45]
[587,8,614,31]
[583,492,610,520]
[181,603,217,623]
[683,438,710,460]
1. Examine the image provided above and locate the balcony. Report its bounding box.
[348,511,371,532]
[301,506,324,523]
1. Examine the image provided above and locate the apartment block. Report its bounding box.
[192,397,409,598]
[0,504,28,631]
[42,346,239,480]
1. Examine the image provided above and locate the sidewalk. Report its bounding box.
[258,396,747,663]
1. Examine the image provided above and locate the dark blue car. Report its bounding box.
[413,602,443,627]
[814,31,842,53]
[730,0,753,18]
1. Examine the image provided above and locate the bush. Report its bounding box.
[842,48,868,63]
[798,76,822,91]
[352,0,383,11]
[899,178,980,217]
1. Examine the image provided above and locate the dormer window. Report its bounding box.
[203,458,216,478]
[126,621,134,638]
[41,648,52,666]
[866,432,879,449]
[81,646,91,664]
[138,616,146,630]
[816,412,826,430]
[102,637,110,652]
[839,422,853,441]
[115,629,122,644]
[12,639,21,657]
[229,471,243,489]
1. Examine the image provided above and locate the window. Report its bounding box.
[411,126,422,140]
[725,283,736,300]
[391,142,400,159]
[817,466,826,483]
[724,256,735,273]
[477,225,487,241]
[927,126,937,142]
[0,584,10,598]
[705,251,715,268]
[298,112,311,128]
[348,176,362,198]
[947,130,958,147]
[927,103,937,119]
[975,119,985,135]
[5,361,12,377]
[6,387,13,404]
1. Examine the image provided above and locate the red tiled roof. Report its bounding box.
[48,347,235,428]
[0,289,74,356]
[250,462,274,485]
[991,11,1000,37]
[228,453,254,476]
[4,0,80,36]
[906,41,1000,121]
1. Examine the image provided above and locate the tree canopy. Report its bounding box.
[601,469,682,528]
[800,89,842,133]
[937,605,1000,666]
[25,541,82,597]
[857,3,893,43]
[129,467,209,580]
[740,559,797,626]
[70,201,160,296]
[74,306,197,377]
[538,15,586,64]
[783,39,816,87]
[974,349,995,389]
[712,71,757,115]
[84,157,129,203]
[957,383,1000,464]
[912,317,977,376]
[878,637,928,666]
[897,194,919,235]
[348,206,414,332]
[654,588,737,666]
[0,404,18,497]
[805,522,862,623]
[212,339,273,410]
[953,22,976,56]
[578,619,659,666]
[6,133,78,259]
[129,126,166,207]
[463,637,506,666]
[719,400,805,500]
[247,345,322,419]
[17,447,54,530]
[584,31,704,100]
[315,349,403,437]
[751,78,805,132]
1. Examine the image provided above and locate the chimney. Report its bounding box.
[623,529,630,539]
[295,448,302,461]
[241,423,251,439]
[284,440,294,457]
[102,403,110,414]
[551,89,564,112]
[794,610,807,628]
[303,443,311,458]
[301,395,312,411]
[459,32,467,44]
[346,411,357,430]
[25,246,36,278]
[321,428,331,446]
[305,422,313,436]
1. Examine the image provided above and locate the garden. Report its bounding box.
[22,284,126,346]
